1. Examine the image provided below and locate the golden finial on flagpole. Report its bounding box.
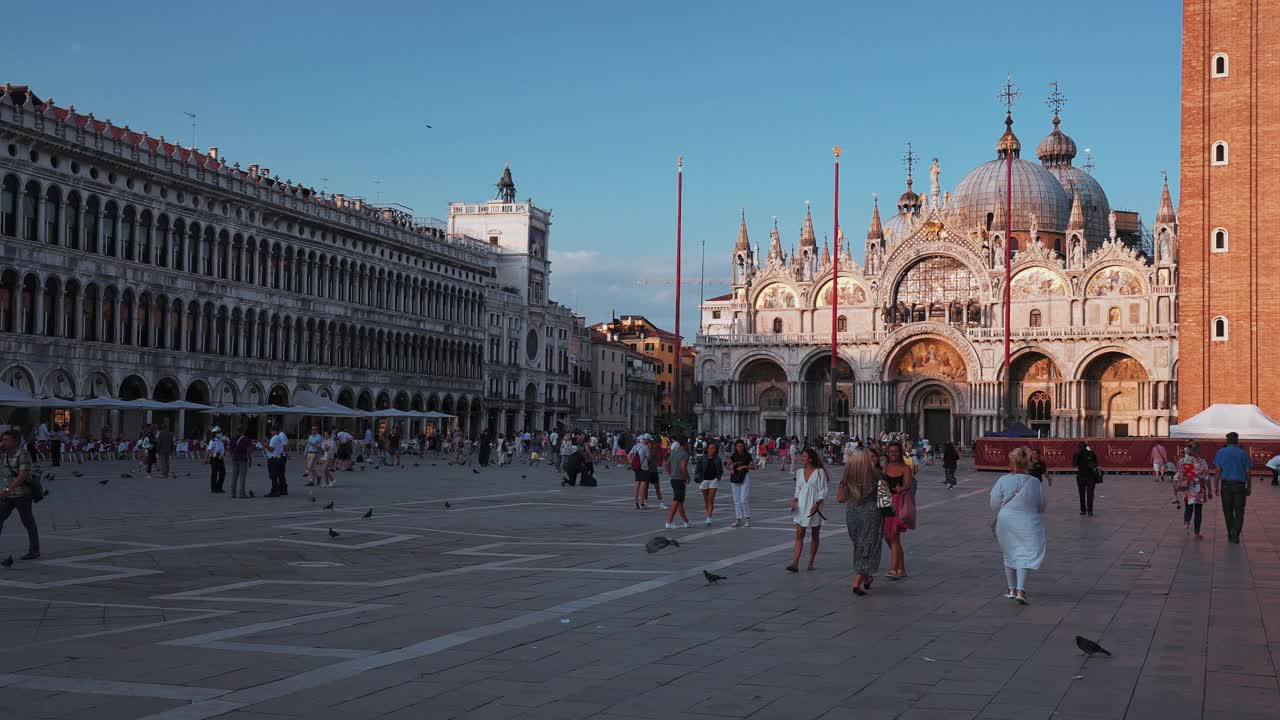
[833,145,842,160]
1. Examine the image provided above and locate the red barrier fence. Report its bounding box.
[974,437,1280,474]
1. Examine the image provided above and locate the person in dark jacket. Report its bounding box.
[1072,442,1099,516]
[942,443,960,488]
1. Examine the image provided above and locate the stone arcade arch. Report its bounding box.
[799,352,855,435]
[736,357,790,437]
[1078,350,1150,437]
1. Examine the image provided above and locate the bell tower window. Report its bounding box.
[1212,228,1228,253]
[1212,141,1228,166]
[1212,53,1229,78]
[1212,316,1228,341]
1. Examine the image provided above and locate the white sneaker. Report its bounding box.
[664,522,676,530]
[731,519,743,528]
[705,517,713,526]
[660,502,668,510]
[680,521,691,528]
[743,518,750,527]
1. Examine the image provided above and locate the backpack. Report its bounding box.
[630,450,642,471]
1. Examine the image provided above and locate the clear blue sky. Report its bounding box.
[8,0,1181,336]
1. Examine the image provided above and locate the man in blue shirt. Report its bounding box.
[1212,431,1253,544]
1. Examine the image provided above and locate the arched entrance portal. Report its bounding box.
[908,384,956,450]
[801,354,854,435]
[1080,351,1148,437]
[738,358,788,437]
[1009,351,1060,436]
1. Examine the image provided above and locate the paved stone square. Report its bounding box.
[1,453,1278,720]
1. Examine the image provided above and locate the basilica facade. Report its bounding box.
[695,110,1179,447]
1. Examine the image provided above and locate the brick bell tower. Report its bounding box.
[1178,0,1280,421]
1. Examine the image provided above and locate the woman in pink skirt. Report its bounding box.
[880,442,915,579]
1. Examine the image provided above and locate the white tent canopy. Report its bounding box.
[0,382,37,405]
[1170,403,1280,440]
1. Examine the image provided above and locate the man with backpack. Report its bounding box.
[629,434,659,510]
[0,428,40,560]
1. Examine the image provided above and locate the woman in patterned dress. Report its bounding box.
[838,449,884,595]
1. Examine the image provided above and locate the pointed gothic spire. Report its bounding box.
[867,194,884,240]
[1156,174,1177,225]
[799,202,817,247]
[1068,187,1085,232]
[768,217,784,260]
[840,227,852,261]
[821,237,831,268]
[734,209,750,252]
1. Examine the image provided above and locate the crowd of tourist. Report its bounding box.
[1,415,1277,597]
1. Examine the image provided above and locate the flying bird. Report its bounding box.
[362,508,373,519]
[1,555,12,568]
[645,536,680,554]
[425,124,433,129]
[328,528,340,539]
[323,501,334,510]
[98,479,110,486]
[1075,636,1111,657]
[703,570,727,585]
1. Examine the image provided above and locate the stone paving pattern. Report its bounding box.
[1,453,1278,719]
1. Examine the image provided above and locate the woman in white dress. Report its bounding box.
[787,447,828,572]
[990,447,1047,605]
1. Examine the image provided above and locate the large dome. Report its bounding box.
[1044,164,1110,245]
[951,157,1072,233]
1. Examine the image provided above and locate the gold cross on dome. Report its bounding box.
[998,73,1022,112]
[1046,81,1067,115]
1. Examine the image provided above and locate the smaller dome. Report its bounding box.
[883,212,915,243]
[1036,113,1077,167]
[996,112,1021,158]
[897,177,921,214]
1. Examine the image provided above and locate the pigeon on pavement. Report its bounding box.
[703,570,727,584]
[309,496,316,503]
[323,501,334,510]
[72,471,83,478]
[444,502,452,509]
[248,490,256,498]
[328,528,339,539]
[472,469,479,474]
[98,479,110,486]
[362,508,373,519]
[645,536,680,554]
[1075,636,1111,656]
[1,555,12,568]
[120,473,133,479]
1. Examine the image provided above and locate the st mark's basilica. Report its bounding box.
[695,106,1179,448]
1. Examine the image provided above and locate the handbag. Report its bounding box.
[991,478,1027,538]
[876,479,896,517]
[897,490,917,529]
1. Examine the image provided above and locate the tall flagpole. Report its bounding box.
[674,156,683,430]
[999,75,1021,426]
[830,146,841,431]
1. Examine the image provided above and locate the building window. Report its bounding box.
[488,235,498,245]
[1212,52,1229,78]
[772,318,783,334]
[711,310,721,319]
[1027,390,1052,422]
[1212,141,1228,166]
[1108,307,1121,325]
[1028,309,1042,328]
[1212,227,1228,253]
[1213,316,1228,341]
[837,315,847,332]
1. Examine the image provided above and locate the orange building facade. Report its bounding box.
[1178,0,1280,420]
